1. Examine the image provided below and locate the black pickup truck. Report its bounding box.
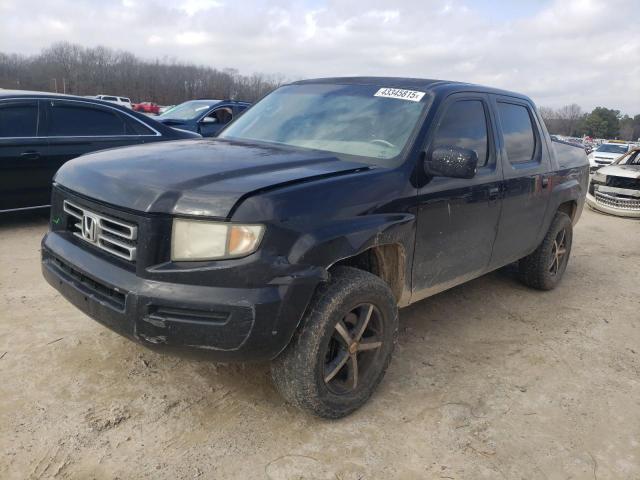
[41,77,588,418]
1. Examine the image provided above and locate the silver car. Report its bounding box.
[587,147,640,217]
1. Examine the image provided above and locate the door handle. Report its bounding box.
[541,176,550,188]
[488,186,501,201]
[20,151,41,160]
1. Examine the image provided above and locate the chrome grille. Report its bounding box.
[594,192,640,211]
[63,200,138,261]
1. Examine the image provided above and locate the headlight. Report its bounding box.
[592,172,607,183]
[171,219,264,261]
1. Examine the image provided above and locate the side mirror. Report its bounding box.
[201,116,218,124]
[424,146,478,179]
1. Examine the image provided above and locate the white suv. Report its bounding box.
[95,95,133,109]
[587,142,630,171]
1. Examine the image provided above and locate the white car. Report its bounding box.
[587,147,640,217]
[95,95,133,109]
[588,142,630,172]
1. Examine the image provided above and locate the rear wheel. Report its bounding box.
[271,267,398,418]
[519,212,573,290]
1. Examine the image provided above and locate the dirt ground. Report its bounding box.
[0,207,638,480]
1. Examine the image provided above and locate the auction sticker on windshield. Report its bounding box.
[374,88,425,102]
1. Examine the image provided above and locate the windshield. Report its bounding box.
[219,83,429,166]
[159,100,218,121]
[596,144,628,154]
[614,150,640,165]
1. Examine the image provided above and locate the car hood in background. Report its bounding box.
[170,127,201,138]
[157,118,191,126]
[597,164,640,179]
[54,139,369,218]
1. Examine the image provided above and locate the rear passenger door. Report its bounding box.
[0,99,49,211]
[42,99,155,188]
[412,93,503,301]
[488,97,553,269]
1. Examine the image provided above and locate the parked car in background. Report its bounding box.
[0,90,200,212]
[587,147,640,217]
[95,95,133,109]
[133,102,161,115]
[41,77,588,418]
[587,142,631,172]
[157,99,251,137]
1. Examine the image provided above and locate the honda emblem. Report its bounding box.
[82,214,99,243]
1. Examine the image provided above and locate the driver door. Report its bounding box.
[412,93,503,301]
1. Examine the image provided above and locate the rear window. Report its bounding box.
[498,102,537,164]
[101,96,118,101]
[49,102,127,136]
[119,98,131,103]
[0,102,38,137]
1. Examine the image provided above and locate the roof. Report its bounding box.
[194,98,252,105]
[0,89,148,115]
[0,89,88,100]
[289,76,530,102]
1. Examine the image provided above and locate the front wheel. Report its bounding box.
[271,267,398,418]
[518,212,573,290]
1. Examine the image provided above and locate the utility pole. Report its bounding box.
[53,78,58,92]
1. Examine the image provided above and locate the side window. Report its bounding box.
[432,100,489,167]
[49,102,127,136]
[208,107,233,124]
[0,101,39,137]
[497,102,537,164]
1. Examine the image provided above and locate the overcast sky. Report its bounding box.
[0,0,638,113]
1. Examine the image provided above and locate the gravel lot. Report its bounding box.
[1,208,639,479]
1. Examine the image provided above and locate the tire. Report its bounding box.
[271,266,398,418]
[518,212,573,290]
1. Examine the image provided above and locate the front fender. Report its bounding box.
[287,213,415,304]
[289,213,414,266]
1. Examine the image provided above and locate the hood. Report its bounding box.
[170,127,201,138]
[157,118,192,127]
[54,139,369,218]
[597,164,640,179]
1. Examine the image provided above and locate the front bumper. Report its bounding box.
[41,232,321,362]
[586,192,640,218]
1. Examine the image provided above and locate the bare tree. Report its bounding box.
[556,104,583,136]
[539,104,586,137]
[0,42,284,103]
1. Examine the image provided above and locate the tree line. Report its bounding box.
[1,42,638,140]
[0,42,284,105]
[539,104,640,141]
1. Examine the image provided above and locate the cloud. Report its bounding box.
[175,31,212,46]
[0,0,638,113]
[178,0,222,16]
